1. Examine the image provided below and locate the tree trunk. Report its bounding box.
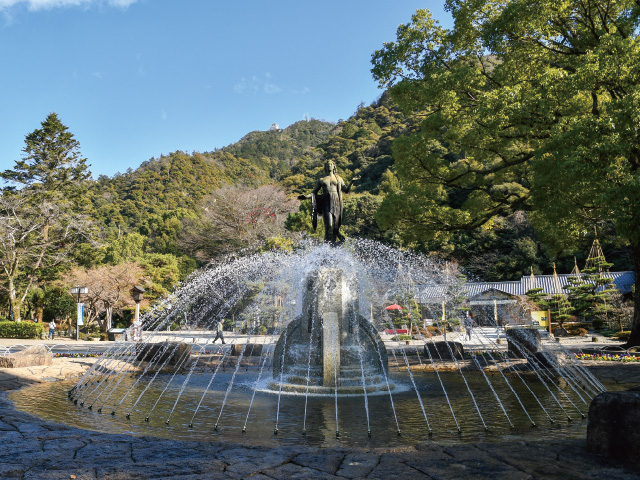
[8,277,21,321]
[11,302,21,322]
[35,291,44,324]
[626,243,640,347]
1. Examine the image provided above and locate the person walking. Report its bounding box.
[464,313,475,341]
[48,320,56,340]
[213,320,225,344]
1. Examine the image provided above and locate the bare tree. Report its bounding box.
[179,184,298,261]
[0,190,91,321]
[64,263,145,331]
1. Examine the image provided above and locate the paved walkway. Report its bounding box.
[3,329,627,357]
[1,356,639,479]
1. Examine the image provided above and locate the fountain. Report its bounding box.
[26,238,602,447]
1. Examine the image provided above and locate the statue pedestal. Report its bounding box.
[322,312,340,387]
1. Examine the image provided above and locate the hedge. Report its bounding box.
[0,321,45,339]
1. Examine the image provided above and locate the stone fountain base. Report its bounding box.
[271,268,389,396]
[0,345,52,368]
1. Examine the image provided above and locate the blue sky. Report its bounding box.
[0,0,451,179]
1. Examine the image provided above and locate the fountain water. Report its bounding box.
[271,267,389,395]
[48,239,606,446]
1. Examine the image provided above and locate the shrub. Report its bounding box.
[0,321,45,339]
[426,325,442,335]
[615,331,631,341]
[411,325,432,338]
[592,319,605,330]
[568,327,588,336]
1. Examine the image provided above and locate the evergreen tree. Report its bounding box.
[2,112,90,202]
[566,256,618,328]
[0,113,92,321]
[371,1,640,345]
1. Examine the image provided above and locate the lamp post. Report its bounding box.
[70,286,88,341]
[131,285,145,323]
[130,285,145,342]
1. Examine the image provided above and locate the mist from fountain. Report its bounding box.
[62,238,607,446]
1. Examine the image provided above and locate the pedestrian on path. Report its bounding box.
[213,320,225,344]
[48,320,56,340]
[464,313,475,341]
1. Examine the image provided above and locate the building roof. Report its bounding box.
[414,271,635,303]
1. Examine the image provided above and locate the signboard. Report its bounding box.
[77,303,84,326]
[131,325,142,342]
[530,311,549,327]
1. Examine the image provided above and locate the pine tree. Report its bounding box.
[0,113,92,321]
[2,112,90,202]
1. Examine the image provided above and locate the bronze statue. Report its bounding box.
[299,160,358,243]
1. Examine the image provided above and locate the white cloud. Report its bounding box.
[92,71,102,79]
[161,110,167,121]
[234,73,280,95]
[0,0,138,11]
[233,76,258,94]
[263,72,280,95]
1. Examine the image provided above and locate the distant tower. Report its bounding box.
[269,122,280,131]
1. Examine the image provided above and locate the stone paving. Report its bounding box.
[1,358,640,479]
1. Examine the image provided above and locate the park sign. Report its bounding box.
[77,303,84,326]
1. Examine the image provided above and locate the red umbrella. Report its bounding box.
[385,304,403,310]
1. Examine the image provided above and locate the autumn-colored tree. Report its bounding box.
[64,263,145,331]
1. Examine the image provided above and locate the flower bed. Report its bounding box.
[54,353,104,358]
[572,352,640,362]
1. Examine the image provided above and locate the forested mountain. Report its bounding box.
[223,119,336,178]
[86,120,336,254]
[85,92,634,280]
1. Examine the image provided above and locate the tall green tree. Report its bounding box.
[3,112,90,200]
[371,1,640,345]
[0,113,92,321]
